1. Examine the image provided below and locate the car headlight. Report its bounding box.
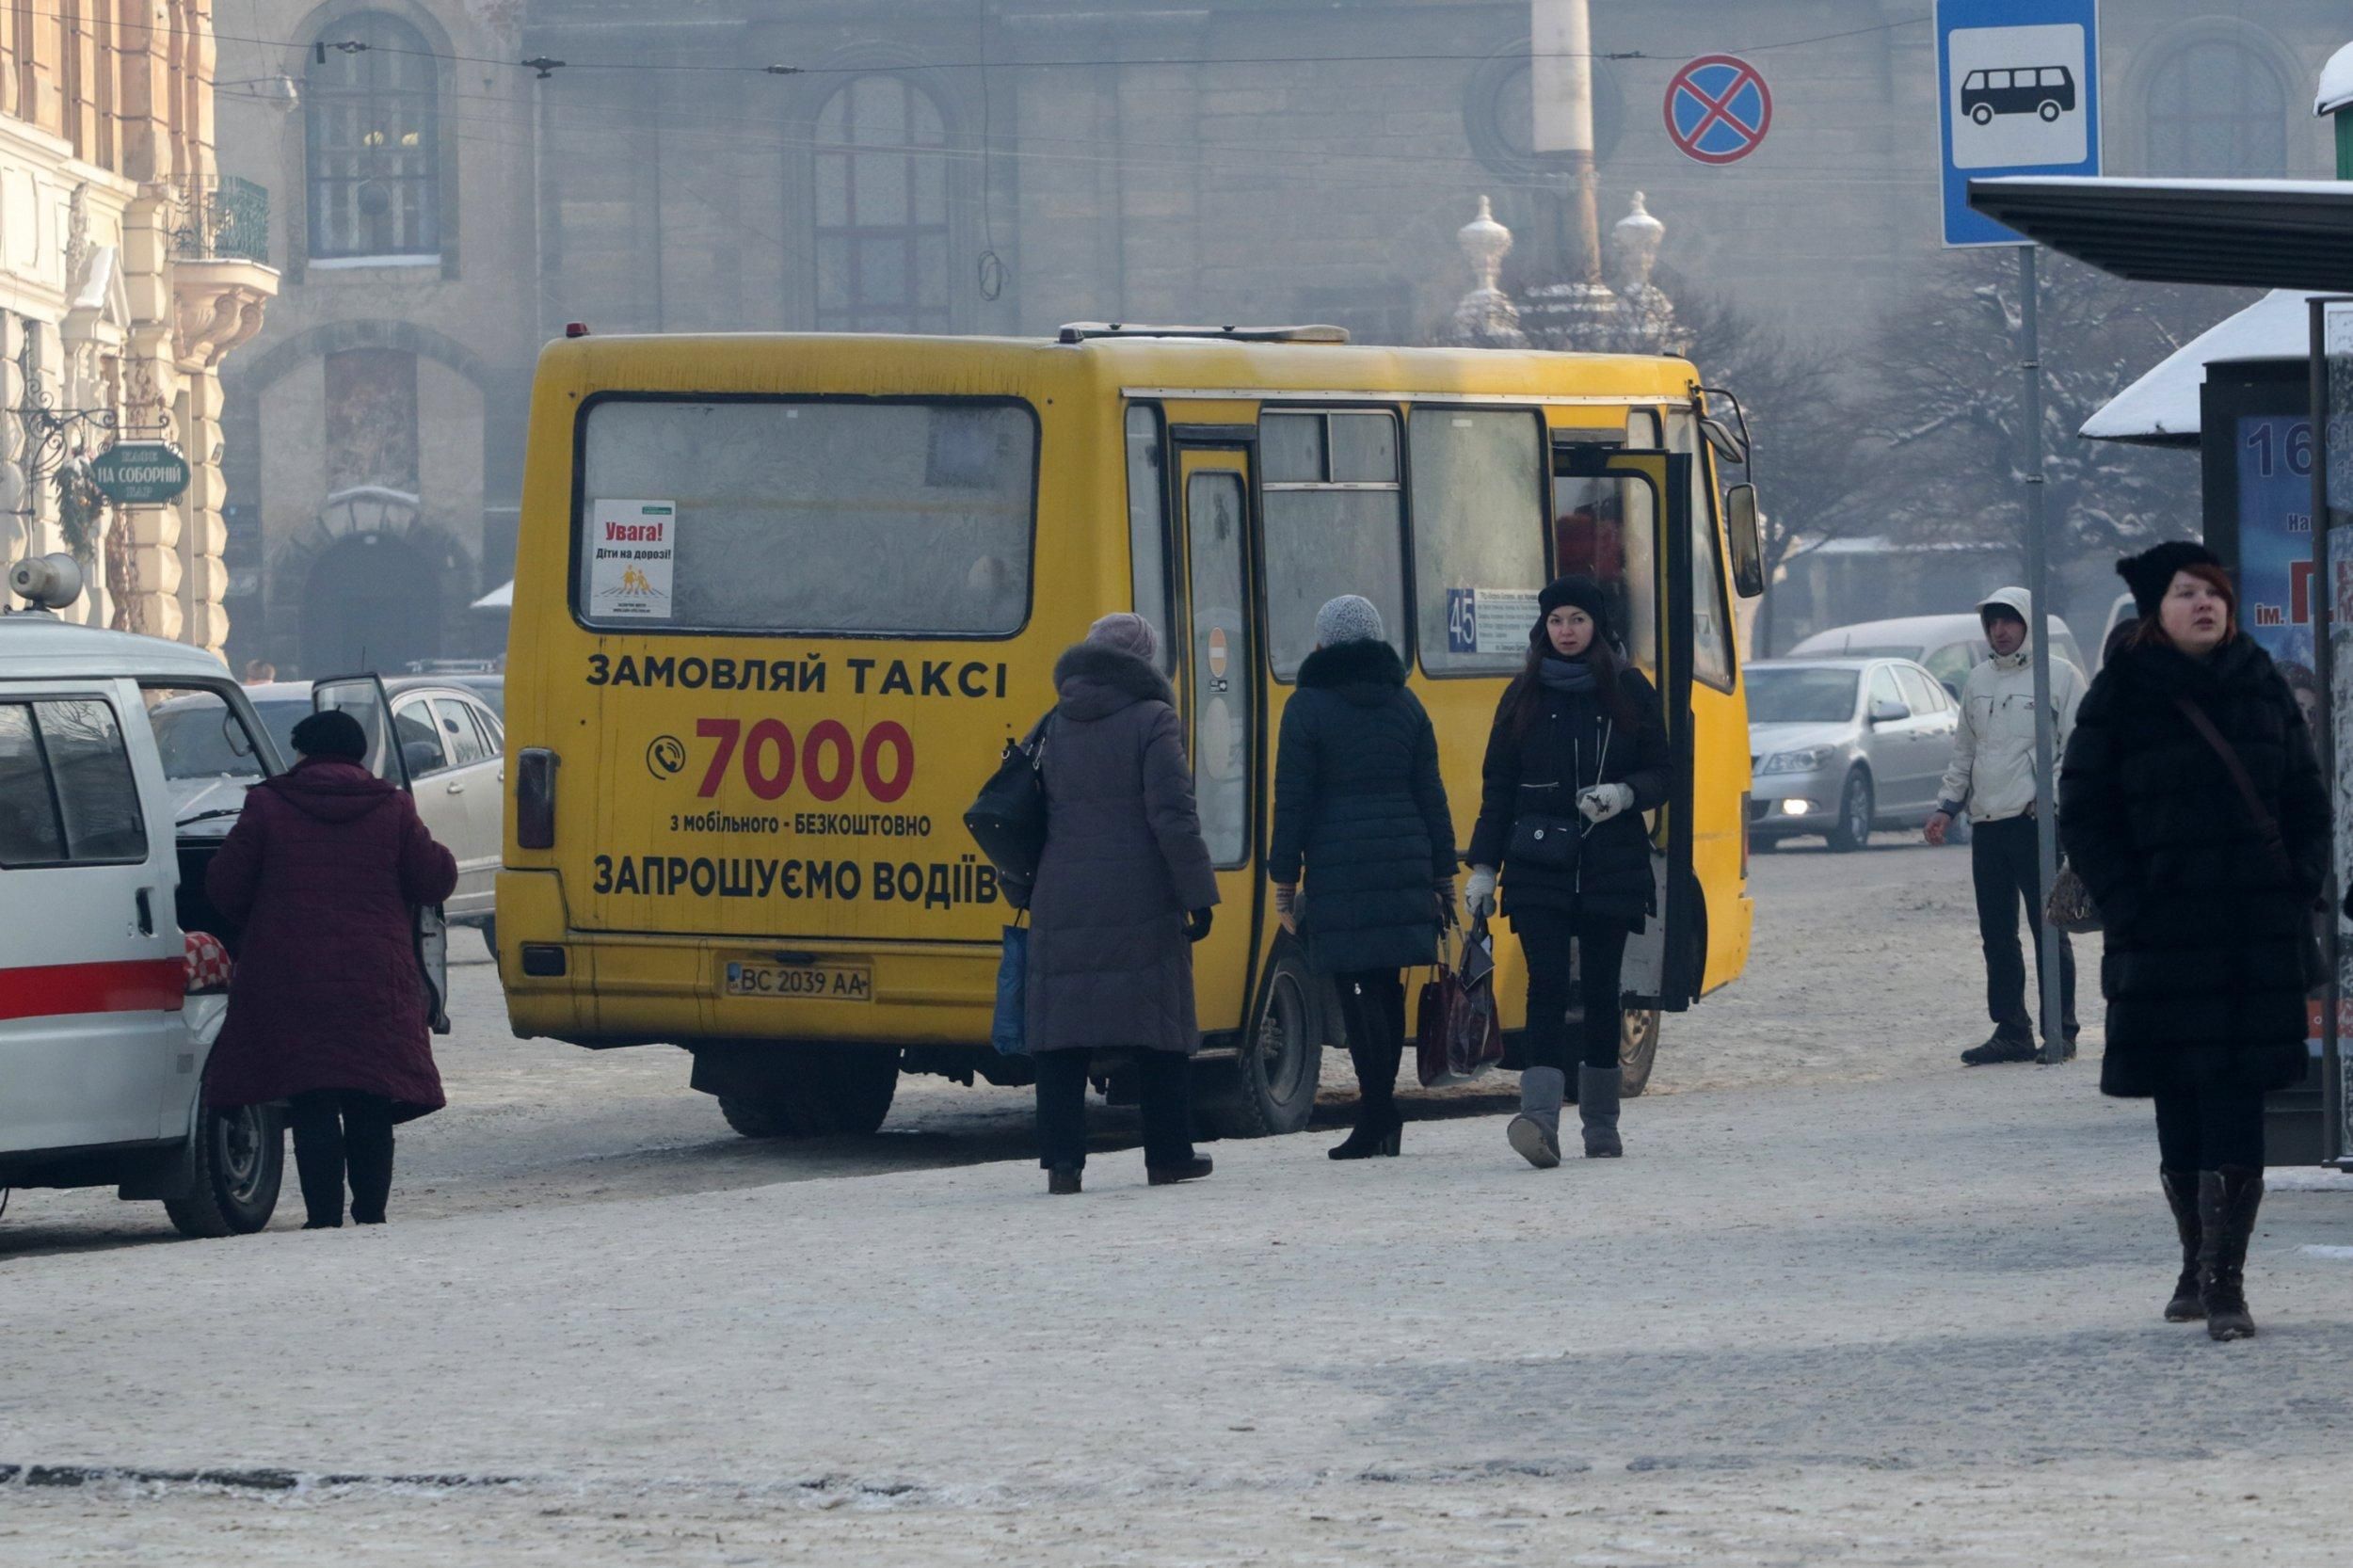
[1758,745,1834,775]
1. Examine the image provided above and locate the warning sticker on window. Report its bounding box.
[1447,587,1540,655]
[589,499,676,619]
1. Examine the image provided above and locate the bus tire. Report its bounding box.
[715,1046,900,1138]
[1619,1008,1661,1097]
[1827,769,1873,854]
[164,1104,283,1239]
[1197,946,1323,1140]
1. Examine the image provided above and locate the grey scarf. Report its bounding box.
[1537,656,1598,695]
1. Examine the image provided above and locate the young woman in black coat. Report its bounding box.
[1466,575,1671,1166]
[1268,595,1456,1160]
[2060,542,2329,1341]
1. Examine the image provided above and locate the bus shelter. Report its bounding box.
[1969,175,2353,1171]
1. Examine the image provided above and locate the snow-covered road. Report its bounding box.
[6,837,2347,1563]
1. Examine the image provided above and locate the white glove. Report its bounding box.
[1465,865,1498,920]
[1577,783,1636,824]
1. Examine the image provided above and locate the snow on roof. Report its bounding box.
[1810,535,2008,556]
[472,580,512,612]
[2081,290,2321,446]
[0,612,232,682]
[2318,41,2353,117]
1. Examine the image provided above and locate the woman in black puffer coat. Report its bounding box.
[1269,595,1456,1160]
[1467,575,1670,1167]
[2060,541,2328,1342]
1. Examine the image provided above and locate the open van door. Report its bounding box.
[312,673,450,1035]
[1551,444,1702,1016]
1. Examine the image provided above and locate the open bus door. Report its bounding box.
[312,673,451,1036]
[1551,443,1704,1032]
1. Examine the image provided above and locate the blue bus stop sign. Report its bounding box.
[1937,0,2101,247]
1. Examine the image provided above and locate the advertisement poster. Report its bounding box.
[588,498,676,619]
[2235,415,2321,696]
[2236,414,2327,1048]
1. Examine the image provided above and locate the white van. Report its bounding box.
[0,556,443,1237]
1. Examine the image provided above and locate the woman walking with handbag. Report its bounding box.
[2059,542,2328,1340]
[1465,576,1670,1166]
[1269,595,1457,1160]
[1025,613,1220,1194]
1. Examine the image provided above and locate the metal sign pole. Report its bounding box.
[2020,244,2068,1064]
[2316,297,2347,1167]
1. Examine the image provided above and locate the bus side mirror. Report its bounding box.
[1725,484,1765,600]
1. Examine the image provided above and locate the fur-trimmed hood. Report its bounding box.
[1053,639,1176,721]
[1297,637,1407,705]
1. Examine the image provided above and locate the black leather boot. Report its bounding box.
[2198,1167,2264,1341]
[1147,1156,1213,1186]
[1330,1099,1401,1160]
[2160,1169,2203,1322]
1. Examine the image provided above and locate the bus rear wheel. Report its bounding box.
[708,1045,900,1137]
[1197,946,1323,1140]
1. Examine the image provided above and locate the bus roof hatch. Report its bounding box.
[1056,322,1350,344]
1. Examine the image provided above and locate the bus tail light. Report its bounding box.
[517,747,559,848]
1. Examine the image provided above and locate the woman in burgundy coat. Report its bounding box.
[206,710,458,1228]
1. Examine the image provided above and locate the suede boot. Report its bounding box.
[2198,1167,2264,1342]
[1578,1065,1624,1159]
[2160,1168,2203,1322]
[1508,1067,1564,1169]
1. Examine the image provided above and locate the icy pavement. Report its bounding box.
[5,1059,2349,1564]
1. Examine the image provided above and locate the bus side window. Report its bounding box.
[1258,409,1405,680]
[1125,405,1176,673]
[1410,408,1546,675]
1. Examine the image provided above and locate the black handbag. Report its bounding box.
[1507,812,1583,872]
[964,713,1054,887]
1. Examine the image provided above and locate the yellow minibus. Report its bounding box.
[497,326,1762,1138]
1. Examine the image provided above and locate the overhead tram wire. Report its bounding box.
[36,1,1933,85]
[216,77,1962,205]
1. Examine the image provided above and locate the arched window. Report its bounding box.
[306,12,441,260]
[2143,40,2287,177]
[813,75,952,333]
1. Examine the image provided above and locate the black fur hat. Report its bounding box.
[290,709,368,761]
[2116,540,2224,619]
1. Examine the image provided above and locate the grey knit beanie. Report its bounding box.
[1085,611,1160,664]
[1313,594,1384,648]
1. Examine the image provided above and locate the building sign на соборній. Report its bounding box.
[88,441,192,505]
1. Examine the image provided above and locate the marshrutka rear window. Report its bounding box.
[574,398,1037,636]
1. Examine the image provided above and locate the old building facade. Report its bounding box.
[216,1,2349,670]
[214,0,533,676]
[1,0,275,652]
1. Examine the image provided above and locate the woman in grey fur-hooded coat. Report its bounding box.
[1024,631,1221,1057]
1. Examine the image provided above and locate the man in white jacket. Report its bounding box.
[1923,586,2084,1064]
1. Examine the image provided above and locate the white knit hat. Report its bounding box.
[1313,594,1385,648]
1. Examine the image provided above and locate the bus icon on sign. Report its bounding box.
[1961,65,2075,124]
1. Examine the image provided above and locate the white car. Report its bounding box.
[152,676,504,931]
[1,555,445,1237]
[1787,612,2086,698]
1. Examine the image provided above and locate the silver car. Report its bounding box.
[150,677,505,926]
[1747,658,1960,853]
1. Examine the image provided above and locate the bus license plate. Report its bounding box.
[722,960,872,1002]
